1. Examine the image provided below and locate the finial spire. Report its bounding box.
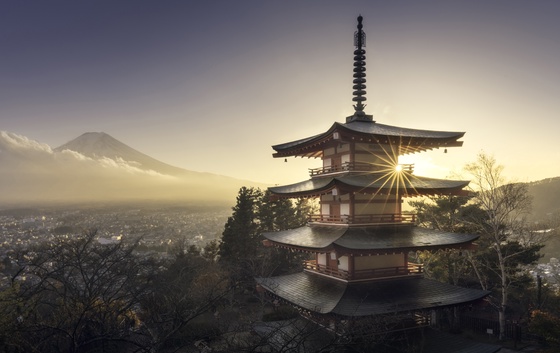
[347,15,374,123]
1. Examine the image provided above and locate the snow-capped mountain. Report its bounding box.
[55,132,195,177]
[0,131,262,206]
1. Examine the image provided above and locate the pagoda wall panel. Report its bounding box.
[321,204,329,216]
[321,194,350,202]
[355,194,399,201]
[324,147,336,156]
[354,200,399,215]
[318,253,327,266]
[338,255,349,271]
[354,153,381,165]
[338,143,350,153]
[341,203,350,216]
[356,142,397,155]
[355,253,405,270]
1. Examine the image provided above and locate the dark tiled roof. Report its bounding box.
[269,178,333,195]
[332,277,489,316]
[263,225,479,252]
[256,273,490,317]
[268,173,469,196]
[335,226,479,251]
[272,121,464,155]
[264,225,345,249]
[342,121,464,139]
[256,272,346,314]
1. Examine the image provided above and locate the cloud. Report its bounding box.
[0,131,246,206]
[0,131,53,154]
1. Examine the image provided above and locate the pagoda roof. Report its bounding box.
[268,173,469,198]
[263,225,479,253]
[273,120,465,158]
[255,273,490,316]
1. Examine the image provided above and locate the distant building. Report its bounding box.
[256,16,495,351]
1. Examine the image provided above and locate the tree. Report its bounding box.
[3,229,155,352]
[0,228,235,353]
[219,188,315,280]
[410,195,484,285]
[218,187,263,271]
[465,153,545,340]
[139,249,230,351]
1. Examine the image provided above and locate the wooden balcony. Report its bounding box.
[303,260,423,281]
[307,213,416,225]
[309,162,414,177]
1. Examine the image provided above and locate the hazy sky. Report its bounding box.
[2,1,560,185]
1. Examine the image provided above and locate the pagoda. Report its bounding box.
[255,16,491,343]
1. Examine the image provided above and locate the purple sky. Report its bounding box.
[2,1,560,184]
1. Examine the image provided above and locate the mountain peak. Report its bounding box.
[54,132,188,176]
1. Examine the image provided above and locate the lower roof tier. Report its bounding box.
[268,173,469,198]
[256,272,490,316]
[263,225,479,253]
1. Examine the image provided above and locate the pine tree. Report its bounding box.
[218,187,262,265]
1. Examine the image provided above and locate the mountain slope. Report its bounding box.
[527,177,560,220]
[54,132,192,176]
[0,131,266,206]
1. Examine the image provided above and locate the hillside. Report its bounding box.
[527,177,560,221]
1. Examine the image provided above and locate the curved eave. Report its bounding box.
[256,273,491,316]
[331,277,491,317]
[272,121,465,158]
[268,178,336,198]
[263,225,479,252]
[333,226,480,252]
[263,225,347,250]
[269,174,469,198]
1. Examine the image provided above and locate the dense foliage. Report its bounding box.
[0,230,229,352]
[218,187,315,280]
[411,153,550,341]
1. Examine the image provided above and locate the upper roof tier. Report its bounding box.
[272,120,465,158]
[273,16,465,159]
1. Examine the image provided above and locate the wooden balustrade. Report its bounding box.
[309,162,414,176]
[307,213,416,225]
[303,260,423,281]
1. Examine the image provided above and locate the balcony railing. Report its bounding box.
[303,260,423,281]
[307,213,416,225]
[309,162,414,177]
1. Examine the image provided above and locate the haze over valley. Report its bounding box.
[0,131,264,207]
